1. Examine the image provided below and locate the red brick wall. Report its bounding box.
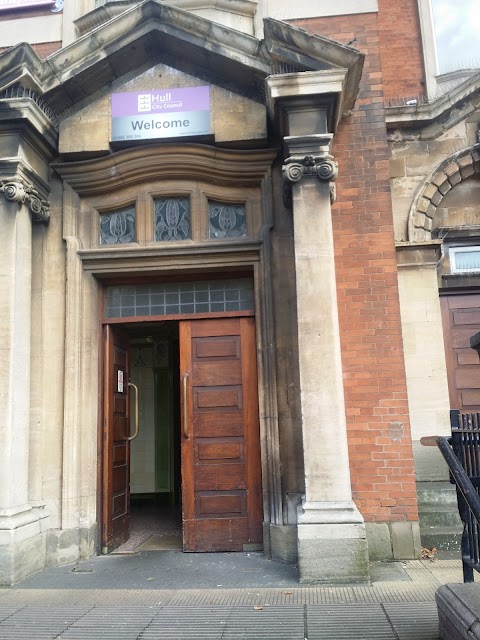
[0,41,61,59]
[377,0,425,102]
[292,14,418,523]
[31,41,61,58]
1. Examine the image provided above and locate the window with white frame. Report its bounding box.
[450,246,480,274]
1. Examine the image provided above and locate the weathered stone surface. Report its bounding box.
[365,523,393,561]
[423,215,433,231]
[437,584,480,640]
[391,521,421,560]
[298,524,369,583]
[417,196,431,214]
[438,178,452,195]
[413,211,426,228]
[0,530,46,586]
[269,524,298,563]
[405,153,432,176]
[389,157,406,178]
[431,189,443,206]
[423,182,439,200]
[59,63,267,154]
[392,176,424,199]
[425,203,437,219]
[432,171,450,189]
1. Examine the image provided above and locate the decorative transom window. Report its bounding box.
[154,197,191,241]
[105,278,254,318]
[97,197,250,246]
[450,247,480,273]
[99,205,136,244]
[208,201,246,239]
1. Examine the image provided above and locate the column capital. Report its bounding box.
[0,178,50,224]
[282,134,338,203]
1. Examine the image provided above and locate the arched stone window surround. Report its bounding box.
[408,143,480,242]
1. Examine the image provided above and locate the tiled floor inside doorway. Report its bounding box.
[113,498,182,553]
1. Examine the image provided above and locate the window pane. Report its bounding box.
[452,248,480,272]
[99,206,136,244]
[105,279,254,318]
[154,198,191,241]
[208,201,246,239]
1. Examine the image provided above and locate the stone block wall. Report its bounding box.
[292,12,418,525]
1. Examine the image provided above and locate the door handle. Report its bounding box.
[182,373,189,439]
[127,381,139,441]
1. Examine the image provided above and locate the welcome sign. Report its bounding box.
[111,86,210,142]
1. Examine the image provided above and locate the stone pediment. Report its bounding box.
[0,0,363,122]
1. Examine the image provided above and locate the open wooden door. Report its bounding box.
[102,325,131,553]
[441,292,480,412]
[180,317,262,551]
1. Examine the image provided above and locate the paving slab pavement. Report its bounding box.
[0,552,471,639]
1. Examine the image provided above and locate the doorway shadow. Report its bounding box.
[113,495,182,553]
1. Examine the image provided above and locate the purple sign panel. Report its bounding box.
[111,87,210,142]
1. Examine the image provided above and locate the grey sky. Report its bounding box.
[431,0,480,74]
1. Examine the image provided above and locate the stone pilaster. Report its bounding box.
[0,178,50,585]
[283,134,369,583]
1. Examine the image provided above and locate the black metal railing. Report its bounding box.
[435,410,480,582]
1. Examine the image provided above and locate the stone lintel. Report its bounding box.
[395,240,442,268]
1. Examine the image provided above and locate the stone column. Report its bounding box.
[283,135,369,583]
[0,179,50,585]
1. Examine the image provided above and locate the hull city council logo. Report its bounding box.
[111,87,210,142]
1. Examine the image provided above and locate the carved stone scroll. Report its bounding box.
[282,148,338,204]
[0,179,50,223]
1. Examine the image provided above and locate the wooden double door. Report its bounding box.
[101,317,262,553]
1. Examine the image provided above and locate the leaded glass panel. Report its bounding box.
[105,279,254,318]
[208,201,246,239]
[154,197,191,241]
[99,206,136,244]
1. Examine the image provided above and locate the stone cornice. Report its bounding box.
[0,96,59,157]
[263,19,363,120]
[76,0,258,36]
[0,178,50,223]
[386,70,480,140]
[0,1,363,118]
[53,144,278,196]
